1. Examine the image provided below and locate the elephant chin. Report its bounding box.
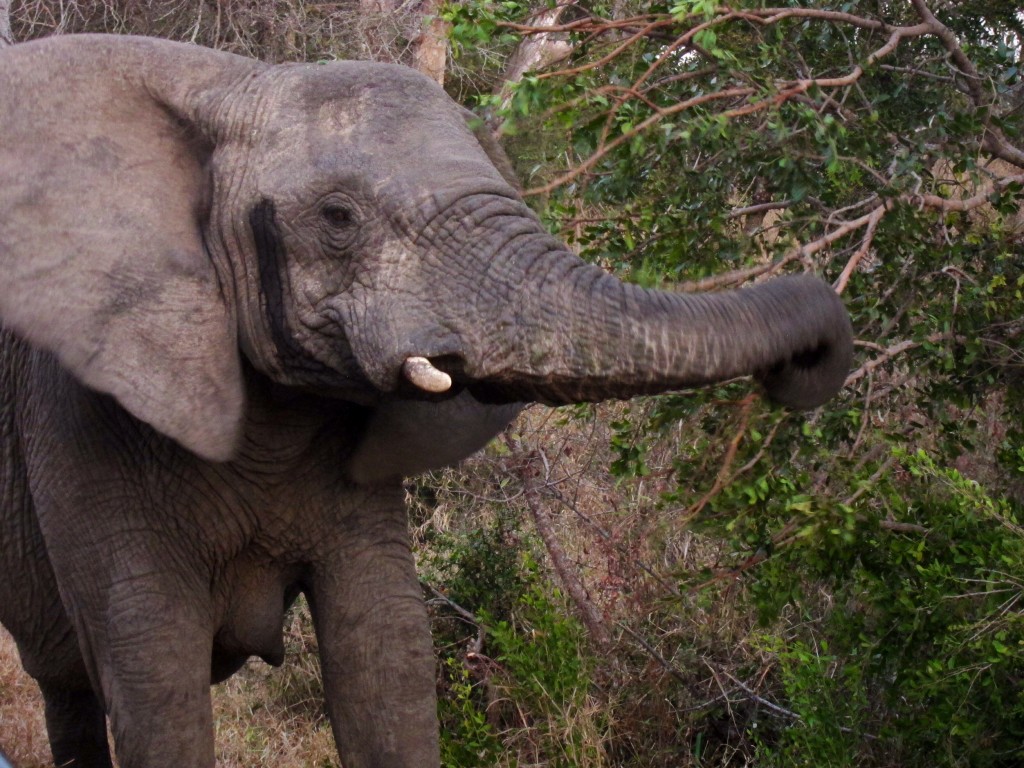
[465,381,527,405]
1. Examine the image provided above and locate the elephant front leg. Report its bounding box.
[76,579,217,768]
[39,683,112,768]
[308,493,439,768]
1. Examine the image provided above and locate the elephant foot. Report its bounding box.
[40,683,113,768]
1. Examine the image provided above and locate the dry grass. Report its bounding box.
[211,600,336,768]
[0,626,49,768]
[11,0,428,65]
[212,665,336,768]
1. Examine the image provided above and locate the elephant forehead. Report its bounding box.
[256,63,507,199]
[279,60,455,125]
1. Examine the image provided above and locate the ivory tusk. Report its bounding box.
[402,356,452,393]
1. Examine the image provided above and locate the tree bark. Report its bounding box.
[411,0,449,85]
[489,4,577,132]
[500,5,575,90]
[0,0,13,47]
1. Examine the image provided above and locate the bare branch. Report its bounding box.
[678,255,801,292]
[845,331,952,386]
[726,200,794,220]
[505,437,612,648]
[834,204,885,294]
[914,173,1024,212]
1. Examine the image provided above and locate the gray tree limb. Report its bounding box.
[0,0,13,47]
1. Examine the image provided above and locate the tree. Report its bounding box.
[440,1,1023,765]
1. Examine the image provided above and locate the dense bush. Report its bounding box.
[438,1,1024,765]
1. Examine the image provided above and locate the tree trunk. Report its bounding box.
[500,5,575,91]
[411,0,449,86]
[0,0,13,47]
[490,3,578,127]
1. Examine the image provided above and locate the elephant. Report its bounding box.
[0,33,852,768]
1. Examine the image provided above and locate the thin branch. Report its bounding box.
[879,519,930,534]
[677,253,800,292]
[618,623,690,687]
[834,204,885,293]
[684,394,757,519]
[726,200,794,219]
[806,202,892,259]
[525,86,756,196]
[506,437,612,648]
[845,331,951,386]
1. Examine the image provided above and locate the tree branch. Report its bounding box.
[834,204,885,294]
[845,331,952,386]
[505,437,612,648]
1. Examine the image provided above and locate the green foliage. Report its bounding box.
[691,445,1024,766]
[751,638,865,767]
[485,585,602,767]
[428,516,603,767]
[424,504,532,626]
[449,1,1024,763]
[442,0,525,57]
[439,657,505,767]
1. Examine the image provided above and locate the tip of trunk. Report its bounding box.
[753,276,854,409]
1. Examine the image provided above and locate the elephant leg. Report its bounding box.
[308,489,439,768]
[74,579,216,768]
[39,683,112,768]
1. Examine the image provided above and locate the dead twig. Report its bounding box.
[685,393,758,519]
[505,436,612,648]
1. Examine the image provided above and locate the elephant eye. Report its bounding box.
[322,203,354,229]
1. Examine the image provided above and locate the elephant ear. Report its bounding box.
[0,36,254,461]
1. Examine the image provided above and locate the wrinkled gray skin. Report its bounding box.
[0,35,852,768]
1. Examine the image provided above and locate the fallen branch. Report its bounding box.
[423,581,486,655]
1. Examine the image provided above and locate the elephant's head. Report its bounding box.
[0,35,852,462]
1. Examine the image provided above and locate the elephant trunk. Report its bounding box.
[412,196,853,409]
[485,267,851,408]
